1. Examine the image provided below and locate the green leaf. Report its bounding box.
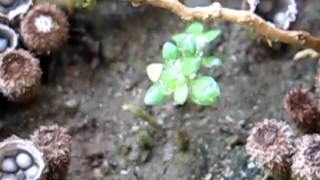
[162,42,180,63]
[146,63,163,82]
[160,62,186,91]
[196,29,222,48]
[202,56,222,68]
[174,83,188,105]
[186,22,204,34]
[181,35,197,57]
[203,29,222,43]
[144,83,169,105]
[182,56,202,78]
[80,0,97,11]
[172,33,187,45]
[191,76,220,106]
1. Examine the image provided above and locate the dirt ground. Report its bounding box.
[0,0,320,179]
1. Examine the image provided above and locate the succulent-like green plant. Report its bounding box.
[145,22,222,106]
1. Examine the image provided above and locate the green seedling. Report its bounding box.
[137,130,153,150]
[173,129,190,152]
[145,22,222,106]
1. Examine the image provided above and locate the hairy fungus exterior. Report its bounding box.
[0,49,41,102]
[0,135,45,179]
[31,125,71,180]
[292,134,320,179]
[20,3,69,54]
[246,119,296,176]
[284,88,320,133]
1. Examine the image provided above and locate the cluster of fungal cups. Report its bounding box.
[243,0,298,29]
[0,0,68,102]
[0,125,71,180]
[246,88,320,179]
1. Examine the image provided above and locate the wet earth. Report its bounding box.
[0,0,320,179]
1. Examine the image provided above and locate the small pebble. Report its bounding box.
[1,158,17,173]
[24,165,38,178]
[1,174,17,180]
[16,152,32,169]
[64,98,80,114]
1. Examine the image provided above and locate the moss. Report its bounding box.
[136,130,153,150]
[173,129,190,152]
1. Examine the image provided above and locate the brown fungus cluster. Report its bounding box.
[0,0,69,102]
[246,88,320,179]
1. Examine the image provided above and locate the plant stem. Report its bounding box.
[122,103,164,134]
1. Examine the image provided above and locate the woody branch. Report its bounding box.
[130,0,320,52]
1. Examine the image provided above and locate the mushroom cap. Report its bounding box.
[20,2,69,54]
[0,49,42,102]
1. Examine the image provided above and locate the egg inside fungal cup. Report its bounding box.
[0,136,45,180]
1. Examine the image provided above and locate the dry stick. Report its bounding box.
[122,104,164,134]
[131,0,320,52]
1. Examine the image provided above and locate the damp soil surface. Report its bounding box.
[1,0,320,179]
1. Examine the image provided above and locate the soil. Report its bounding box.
[1,0,320,179]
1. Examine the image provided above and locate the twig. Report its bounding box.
[294,49,320,61]
[122,103,164,134]
[130,0,320,52]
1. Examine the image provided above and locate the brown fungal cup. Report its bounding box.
[31,125,71,180]
[0,135,45,179]
[0,49,42,102]
[246,119,296,178]
[292,134,320,179]
[283,88,320,134]
[20,3,69,54]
